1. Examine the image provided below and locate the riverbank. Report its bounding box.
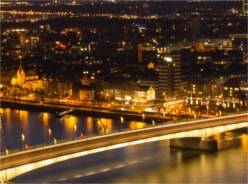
[0,99,172,123]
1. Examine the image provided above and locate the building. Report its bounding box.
[223,77,248,100]
[11,62,25,87]
[188,15,201,41]
[11,62,41,91]
[242,0,248,16]
[137,43,143,63]
[79,86,95,101]
[198,38,233,51]
[158,50,183,100]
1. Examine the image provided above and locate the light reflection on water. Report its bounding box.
[13,136,246,183]
[241,134,248,151]
[0,108,146,151]
[2,106,247,183]
[104,138,247,183]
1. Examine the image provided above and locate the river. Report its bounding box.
[10,139,248,183]
[1,108,247,183]
[0,108,146,151]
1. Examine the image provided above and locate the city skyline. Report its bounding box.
[0,0,247,183]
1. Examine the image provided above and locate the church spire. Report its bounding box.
[17,61,25,86]
[18,61,24,73]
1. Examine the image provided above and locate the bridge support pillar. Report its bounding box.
[170,137,218,152]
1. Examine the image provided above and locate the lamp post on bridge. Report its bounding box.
[120,116,124,131]
[74,124,77,139]
[152,119,155,126]
[21,133,25,150]
[48,128,52,144]
[54,138,57,144]
[142,113,145,122]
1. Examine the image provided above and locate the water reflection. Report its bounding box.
[210,128,247,150]
[129,121,146,130]
[56,139,247,183]
[86,117,94,135]
[241,134,248,151]
[0,108,148,151]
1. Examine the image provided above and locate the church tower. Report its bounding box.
[17,62,25,86]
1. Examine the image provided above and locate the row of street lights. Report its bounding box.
[16,124,83,154]
[119,113,148,131]
[48,124,83,143]
[16,113,149,154]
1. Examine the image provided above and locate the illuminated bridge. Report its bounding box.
[0,113,247,182]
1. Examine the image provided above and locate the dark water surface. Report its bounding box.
[11,139,247,183]
[1,108,247,183]
[0,108,146,151]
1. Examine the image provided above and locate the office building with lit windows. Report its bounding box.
[158,49,183,100]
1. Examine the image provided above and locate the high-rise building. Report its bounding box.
[137,43,143,63]
[158,50,182,99]
[188,15,201,41]
[242,0,248,16]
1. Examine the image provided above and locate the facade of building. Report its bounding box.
[79,86,95,101]
[189,15,201,41]
[158,50,183,100]
[16,62,25,86]
[223,77,248,100]
[11,62,41,91]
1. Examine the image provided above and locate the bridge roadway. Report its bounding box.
[1,112,247,172]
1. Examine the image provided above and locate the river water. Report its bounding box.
[10,138,248,183]
[0,108,146,151]
[1,108,247,183]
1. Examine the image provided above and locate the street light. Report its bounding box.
[25,144,29,151]
[21,133,25,150]
[48,128,52,144]
[54,138,57,144]
[74,124,77,138]
[152,119,155,126]
[120,116,124,130]
[80,132,84,139]
[142,113,145,122]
